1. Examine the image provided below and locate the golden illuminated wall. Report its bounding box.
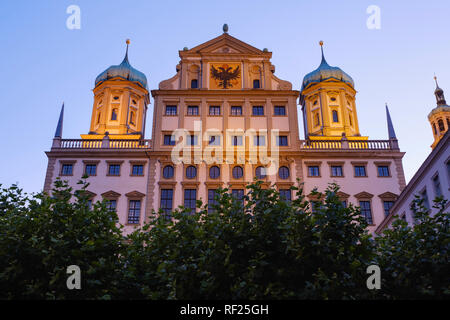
[83,78,150,139]
[301,79,365,140]
[428,108,450,149]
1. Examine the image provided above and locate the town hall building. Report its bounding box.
[44,27,406,234]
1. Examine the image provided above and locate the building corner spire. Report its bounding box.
[385,103,397,139]
[54,103,64,138]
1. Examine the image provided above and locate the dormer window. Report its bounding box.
[113,96,119,100]
[313,100,318,106]
[253,79,260,89]
[129,111,135,125]
[132,99,137,105]
[191,79,198,89]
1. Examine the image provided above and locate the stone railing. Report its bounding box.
[53,138,152,149]
[52,137,398,151]
[300,139,395,150]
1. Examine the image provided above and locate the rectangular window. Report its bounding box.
[447,161,450,188]
[208,189,218,212]
[165,105,177,115]
[231,106,242,116]
[85,164,97,176]
[354,166,367,177]
[277,136,288,146]
[61,164,73,176]
[231,189,244,199]
[160,189,173,218]
[163,135,176,146]
[107,199,117,212]
[342,200,348,208]
[279,189,292,201]
[252,106,264,116]
[187,106,199,116]
[274,106,286,116]
[359,201,373,224]
[378,166,390,177]
[383,201,394,217]
[209,106,221,115]
[231,189,244,207]
[128,200,141,224]
[433,174,442,198]
[87,200,92,210]
[308,166,320,177]
[186,135,198,146]
[420,188,430,210]
[132,165,144,176]
[108,164,120,176]
[184,189,197,214]
[232,136,243,146]
[209,135,221,146]
[331,166,343,177]
[254,135,266,146]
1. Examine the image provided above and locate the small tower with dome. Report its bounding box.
[300,41,363,140]
[429,76,450,149]
[83,39,150,139]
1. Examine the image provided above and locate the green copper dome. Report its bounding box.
[302,43,354,90]
[95,42,148,89]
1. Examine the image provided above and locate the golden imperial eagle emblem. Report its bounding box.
[210,63,241,89]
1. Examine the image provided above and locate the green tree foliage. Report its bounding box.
[0,179,448,299]
[374,196,449,299]
[0,178,125,299]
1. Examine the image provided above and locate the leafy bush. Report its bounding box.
[0,179,448,299]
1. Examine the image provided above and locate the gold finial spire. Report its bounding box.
[126,39,130,45]
[319,40,324,46]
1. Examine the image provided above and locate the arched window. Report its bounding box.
[209,166,220,179]
[97,112,101,124]
[111,109,118,121]
[279,166,290,180]
[332,110,339,122]
[433,123,437,135]
[232,166,244,179]
[438,119,445,132]
[186,166,197,179]
[349,114,353,126]
[191,79,198,89]
[130,111,135,125]
[255,166,266,180]
[253,79,260,89]
[163,165,174,179]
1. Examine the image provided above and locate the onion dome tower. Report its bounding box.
[82,39,150,140]
[429,76,450,149]
[300,41,364,140]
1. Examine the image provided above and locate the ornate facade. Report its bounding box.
[44,28,406,234]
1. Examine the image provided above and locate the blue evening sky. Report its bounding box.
[0,0,449,193]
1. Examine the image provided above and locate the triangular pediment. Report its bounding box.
[354,191,374,199]
[182,33,267,56]
[101,190,121,199]
[337,191,350,199]
[378,192,398,200]
[125,190,146,198]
